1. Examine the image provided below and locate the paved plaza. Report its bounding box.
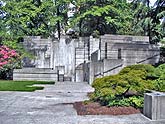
[0,82,164,124]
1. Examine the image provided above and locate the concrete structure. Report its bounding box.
[89,35,160,83]
[143,92,165,121]
[13,68,58,81]
[13,35,160,83]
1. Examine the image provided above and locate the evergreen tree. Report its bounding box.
[132,0,165,43]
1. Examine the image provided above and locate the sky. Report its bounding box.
[127,0,157,6]
[150,0,157,6]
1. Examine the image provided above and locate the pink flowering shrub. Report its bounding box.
[0,45,21,79]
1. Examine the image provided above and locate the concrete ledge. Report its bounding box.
[13,68,58,81]
[101,34,149,43]
[13,68,57,73]
[143,92,165,120]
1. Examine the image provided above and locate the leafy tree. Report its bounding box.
[0,1,6,43]
[1,0,164,41]
[1,0,71,38]
[1,0,55,37]
[53,0,70,39]
[70,0,133,36]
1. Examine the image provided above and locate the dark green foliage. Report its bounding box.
[1,0,164,41]
[132,0,165,43]
[1,0,69,38]
[70,0,133,36]
[91,64,165,108]
[1,0,55,37]
[153,64,165,92]
[108,96,144,108]
[0,80,55,92]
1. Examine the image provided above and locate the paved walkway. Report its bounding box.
[0,82,164,124]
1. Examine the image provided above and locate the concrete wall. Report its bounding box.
[15,35,160,83]
[103,59,123,76]
[100,35,160,66]
[143,92,165,120]
[89,58,123,84]
[88,34,159,84]
[75,64,84,82]
[100,34,149,43]
[13,68,58,81]
[105,43,159,66]
[53,36,78,80]
[23,36,52,68]
[89,36,100,58]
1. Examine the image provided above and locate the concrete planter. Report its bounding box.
[143,92,165,120]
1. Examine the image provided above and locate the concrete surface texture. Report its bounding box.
[13,35,160,83]
[0,82,164,124]
[143,92,165,120]
[13,68,58,81]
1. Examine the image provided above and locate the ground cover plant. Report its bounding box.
[0,80,54,92]
[90,64,165,108]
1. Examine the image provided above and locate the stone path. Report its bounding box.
[0,82,164,124]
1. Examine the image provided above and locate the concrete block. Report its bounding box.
[143,92,165,120]
[101,34,149,43]
[13,68,58,81]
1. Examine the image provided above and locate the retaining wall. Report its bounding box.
[13,68,58,81]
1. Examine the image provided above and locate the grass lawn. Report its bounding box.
[0,80,55,92]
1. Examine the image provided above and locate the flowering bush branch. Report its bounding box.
[0,45,21,79]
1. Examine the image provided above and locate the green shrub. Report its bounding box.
[119,64,155,75]
[152,64,165,92]
[108,96,144,108]
[91,64,161,108]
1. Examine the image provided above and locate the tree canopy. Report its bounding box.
[132,0,165,43]
[1,0,55,37]
[0,0,164,43]
[69,0,133,36]
[0,0,70,38]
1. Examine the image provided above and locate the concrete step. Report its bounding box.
[64,76,72,81]
[58,74,64,82]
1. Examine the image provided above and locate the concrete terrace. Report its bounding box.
[0,82,164,124]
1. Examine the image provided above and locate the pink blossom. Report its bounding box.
[4,46,9,51]
[0,49,7,55]
[0,61,8,66]
[10,51,17,56]
[0,45,19,68]
[3,55,9,59]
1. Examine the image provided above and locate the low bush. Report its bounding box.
[108,96,144,108]
[0,45,21,79]
[152,64,165,92]
[91,64,165,108]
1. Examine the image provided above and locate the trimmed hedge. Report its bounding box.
[91,64,165,108]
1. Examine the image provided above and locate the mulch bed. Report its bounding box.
[73,101,141,115]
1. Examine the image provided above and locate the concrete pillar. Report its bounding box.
[143,92,165,120]
[50,40,55,69]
